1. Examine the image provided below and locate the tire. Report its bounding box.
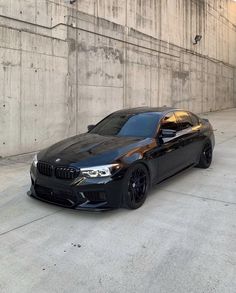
[196,141,213,169]
[123,163,150,209]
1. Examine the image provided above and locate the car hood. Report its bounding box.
[38,133,152,167]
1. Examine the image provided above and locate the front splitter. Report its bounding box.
[27,191,113,212]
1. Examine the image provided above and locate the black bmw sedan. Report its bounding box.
[29,107,215,210]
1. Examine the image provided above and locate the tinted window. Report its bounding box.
[188,112,199,126]
[175,111,193,130]
[90,112,162,138]
[160,112,178,131]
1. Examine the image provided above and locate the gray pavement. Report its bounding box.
[0,108,236,293]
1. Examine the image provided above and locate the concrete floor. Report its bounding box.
[0,109,236,293]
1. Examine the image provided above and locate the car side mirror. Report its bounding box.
[87,125,95,132]
[161,129,176,138]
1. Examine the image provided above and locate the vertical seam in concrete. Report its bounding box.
[123,0,128,108]
[66,8,71,135]
[158,0,162,106]
[35,0,37,26]
[19,31,22,152]
[75,8,79,134]
[150,55,152,107]
[96,0,98,18]
[234,68,236,107]
[201,60,204,113]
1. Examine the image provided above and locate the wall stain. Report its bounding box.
[68,39,124,64]
[172,71,189,81]
[86,68,115,80]
[1,61,20,67]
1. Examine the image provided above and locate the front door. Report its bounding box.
[151,112,185,182]
[174,111,201,166]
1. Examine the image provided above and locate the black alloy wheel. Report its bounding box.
[197,141,213,169]
[124,164,149,209]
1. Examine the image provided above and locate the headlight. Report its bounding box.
[32,154,38,167]
[80,164,120,178]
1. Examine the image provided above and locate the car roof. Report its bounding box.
[112,106,179,115]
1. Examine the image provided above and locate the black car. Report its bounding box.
[29,107,215,210]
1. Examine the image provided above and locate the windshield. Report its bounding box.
[90,112,162,138]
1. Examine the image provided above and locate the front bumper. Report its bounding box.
[29,166,124,210]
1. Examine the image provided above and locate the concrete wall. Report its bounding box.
[0,0,236,157]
